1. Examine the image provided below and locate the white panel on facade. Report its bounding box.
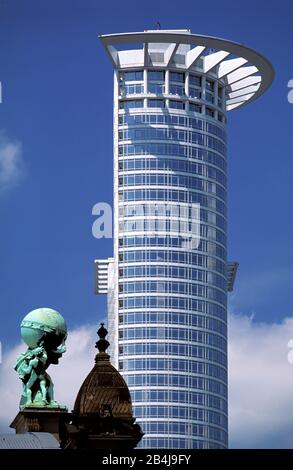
[186,46,205,69]
[229,75,262,91]
[229,84,261,99]
[227,262,239,292]
[118,49,144,67]
[143,42,149,66]
[164,43,179,66]
[94,258,114,294]
[203,50,230,73]
[226,92,254,105]
[106,45,119,67]
[226,102,244,110]
[218,57,248,78]
[226,65,259,85]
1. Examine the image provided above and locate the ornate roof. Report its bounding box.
[73,324,133,419]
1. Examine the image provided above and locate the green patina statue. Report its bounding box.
[15,308,67,410]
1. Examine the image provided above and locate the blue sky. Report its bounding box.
[0,0,292,342]
[0,0,293,448]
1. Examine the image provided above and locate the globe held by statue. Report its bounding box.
[15,308,68,410]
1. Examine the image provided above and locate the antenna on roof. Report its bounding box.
[155,21,161,30]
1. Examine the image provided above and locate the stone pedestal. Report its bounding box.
[10,408,71,442]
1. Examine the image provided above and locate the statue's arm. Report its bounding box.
[14,353,39,380]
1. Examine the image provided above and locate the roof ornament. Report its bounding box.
[155,21,161,30]
[95,322,110,356]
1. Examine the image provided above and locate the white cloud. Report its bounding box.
[0,132,24,192]
[1,316,293,448]
[229,313,293,448]
[52,325,97,408]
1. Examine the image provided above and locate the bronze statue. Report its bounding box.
[14,308,67,410]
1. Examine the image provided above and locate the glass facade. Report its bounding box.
[115,68,228,449]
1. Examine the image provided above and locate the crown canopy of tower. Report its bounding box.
[99,29,274,111]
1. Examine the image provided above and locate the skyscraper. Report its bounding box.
[96,29,273,449]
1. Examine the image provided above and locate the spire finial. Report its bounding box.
[95,323,110,355]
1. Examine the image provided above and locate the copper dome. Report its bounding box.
[73,324,133,419]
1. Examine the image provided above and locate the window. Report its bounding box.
[120,84,144,95]
[148,99,165,108]
[148,83,165,94]
[119,100,143,109]
[218,113,225,123]
[118,113,187,126]
[206,107,214,117]
[148,70,164,81]
[170,71,184,82]
[190,75,201,87]
[218,86,223,108]
[122,70,143,81]
[189,87,201,99]
[170,84,184,96]
[169,100,184,110]
[189,103,202,113]
[206,79,214,91]
[206,92,214,103]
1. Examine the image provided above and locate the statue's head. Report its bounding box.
[20,308,67,364]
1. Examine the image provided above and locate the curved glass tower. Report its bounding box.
[98,30,274,449]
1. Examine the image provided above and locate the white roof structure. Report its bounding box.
[94,258,114,294]
[227,261,239,292]
[99,29,274,111]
